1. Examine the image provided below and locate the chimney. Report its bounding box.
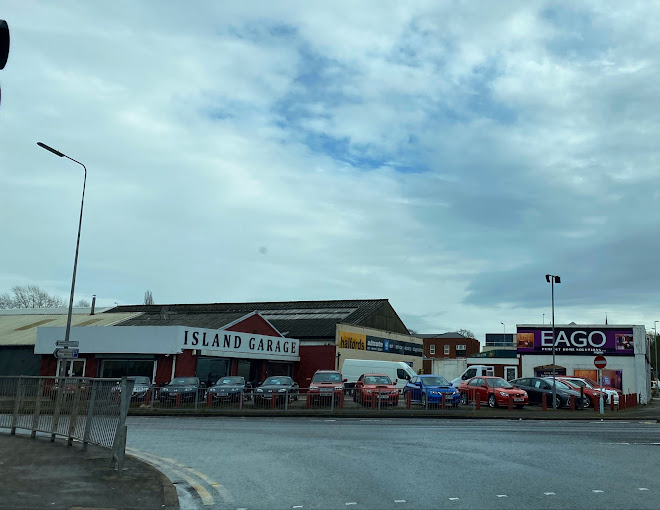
[91,295,96,315]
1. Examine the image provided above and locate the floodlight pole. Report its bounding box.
[546,274,561,410]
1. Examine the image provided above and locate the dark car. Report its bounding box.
[158,377,206,403]
[509,377,585,409]
[253,376,299,405]
[207,376,250,403]
[111,376,152,402]
[404,375,461,407]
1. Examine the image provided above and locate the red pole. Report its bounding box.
[371,392,377,409]
[271,394,277,409]
[542,392,547,411]
[338,391,344,409]
[305,393,311,409]
[406,391,411,409]
[175,393,181,408]
[610,397,615,412]
[145,389,151,406]
[475,391,480,410]
[570,395,575,411]
[441,393,446,410]
[206,392,213,408]
[508,395,513,410]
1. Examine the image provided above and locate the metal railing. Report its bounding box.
[0,376,134,473]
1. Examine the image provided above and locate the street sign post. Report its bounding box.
[56,340,79,347]
[594,355,606,415]
[53,348,79,359]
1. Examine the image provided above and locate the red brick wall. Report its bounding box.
[155,355,173,385]
[423,337,481,358]
[40,356,56,376]
[226,314,281,336]
[174,350,197,378]
[294,344,336,387]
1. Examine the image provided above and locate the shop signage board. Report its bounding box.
[517,327,634,355]
[338,330,423,357]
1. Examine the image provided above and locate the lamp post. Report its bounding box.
[37,142,87,378]
[545,274,561,409]
[543,313,545,325]
[501,322,505,346]
[655,321,658,382]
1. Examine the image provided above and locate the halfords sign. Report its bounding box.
[338,330,423,357]
[517,327,635,355]
[183,329,299,360]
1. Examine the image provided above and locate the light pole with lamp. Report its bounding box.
[654,321,659,383]
[543,313,545,325]
[545,274,561,409]
[501,322,505,346]
[37,142,87,378]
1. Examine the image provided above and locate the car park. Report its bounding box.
[342,359,416,394]
[307,370,344,406]
[158,377,206,403]
[111,376,152,402]
[567,376,621,405]
[457,376,528,408]
[403,375,460,407]
[555,376,613,407]
[509,377,584,409]
[253,376,299,405]
[207,376,250,403]
[354,373,399,406]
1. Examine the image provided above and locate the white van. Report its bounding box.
[341,359,417,393]
[450,365,495,387]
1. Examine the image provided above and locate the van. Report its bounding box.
[341,359,417,393]
[450,365,494,387]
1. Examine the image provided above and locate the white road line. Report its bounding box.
[544,492,556,496]
[394,500,406,503]
[593,490,604,493]
[638,488,650,491]
[497,495,508,498]
[346,503,357,506]
[293,506,304,508]
[448,498,459,501]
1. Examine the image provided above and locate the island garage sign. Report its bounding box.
[516,327,634,355]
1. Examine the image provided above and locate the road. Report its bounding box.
[126,417,660,510]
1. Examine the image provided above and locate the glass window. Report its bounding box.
[397,368,410,380]
[196,357,229,386]
[456,344,466,350]
[312,372,342,383]
[444,345,450,355]
[465,368,477,378]
[364,375,393,385]
[101,359,154,379]
[429,345,435,355]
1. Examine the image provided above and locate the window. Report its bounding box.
[397,368,410,380]
[444,345,450,355]
[429,344,435,355]
[456,344,466,351]
[465,368,477,378]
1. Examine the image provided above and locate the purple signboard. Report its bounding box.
[516,327,634,355]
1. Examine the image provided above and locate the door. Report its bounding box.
[57,359,86,377]
[504,366,517,381]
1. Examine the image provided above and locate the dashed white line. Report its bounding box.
[544,492,556,496]
[293,506,304,508]
[497,495,508,498]
[346,503,357,506]
[639,488,650,491]
[592,490,604,493]
[448,498,459,501]
[394,500,406,503]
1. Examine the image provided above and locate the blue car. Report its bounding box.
[404,375,461,407]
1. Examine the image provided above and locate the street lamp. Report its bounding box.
[543,313,545,325]
[545,274,561,410]
[501,322,505,346]
[654,321,658,382]
[37,142,87,378]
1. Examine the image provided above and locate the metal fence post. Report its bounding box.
[67,379,83,446]
[285,390,289,412]
[194,386,199,411]
[51,376,65,442]
[239,390,244,411]
[111,377,134,475]
[31,378,44,439]
[82,380,99,452]
[11,376,24,435]
[330,391,335,414]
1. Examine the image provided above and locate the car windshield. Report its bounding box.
[364,376,392,385]
[215,377,245,385]
[544,379,572,391]
[263,377,292,386]
[486,378,512,388]
[565,379,587,388]
[169,378,198,386]
[128,377,151,385]
[584,378,600,388]
[312,372,342,383]
[421,376,449,386]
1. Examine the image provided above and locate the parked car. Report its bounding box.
[307,370,344,406]
[457,376,529,408]
[253,376,299,405]
[111,376,152,402]
[158,377,206,403]
[403,375,461,407]
[49,377,93,400]
[450,365,495,388]
[555,376,616,407]
[509,377,584,408]
[342,359,416,394]
[207,376,250,403]
[354,373,399,406]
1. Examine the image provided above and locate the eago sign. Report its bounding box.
[517,327,635,355]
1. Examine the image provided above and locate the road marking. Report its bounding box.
[592,490,604,493]
[449,497,459,501]
[394,500,406,503]
[497,495,508,498]
[544,492,556,496]
[638,488,650,491]
[293,506,304,508]
[346,503,357,506]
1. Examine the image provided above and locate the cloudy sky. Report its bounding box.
[2,1,660,339]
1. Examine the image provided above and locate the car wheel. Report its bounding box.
[460,392,468,405]
[555,396,562,409]
[582,395,592,408]
[421,393,427,407]
[488,395,497,408]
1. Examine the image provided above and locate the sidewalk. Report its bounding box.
[0,433,179,510]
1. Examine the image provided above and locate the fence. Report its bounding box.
[0,376,134,473]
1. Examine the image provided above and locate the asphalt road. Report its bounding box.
[126,417,660,510]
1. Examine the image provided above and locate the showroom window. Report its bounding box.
[101,359,154,379]
[196,357,230,386]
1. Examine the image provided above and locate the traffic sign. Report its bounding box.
[594,355,607,369]
[56,340,79,347]
[53,348,79,359]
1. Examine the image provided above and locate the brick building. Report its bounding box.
[419,332,480,375]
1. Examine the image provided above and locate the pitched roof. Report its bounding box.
[417,332,468,339]
[108,299,393,339]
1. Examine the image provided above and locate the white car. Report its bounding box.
[560,376,619,406]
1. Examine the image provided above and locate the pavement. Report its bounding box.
[0,432,179,510]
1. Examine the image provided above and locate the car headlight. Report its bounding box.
[256,388,263,393]
[309,386,318,390]
[334,386,343,390]
[391,390,398,394]
[278,388,287,393]
[366,390,373,394]
[161,388,169,392]
[499,392,509,397]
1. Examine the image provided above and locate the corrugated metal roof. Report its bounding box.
[0,307,113,315]
[0,312,143,346]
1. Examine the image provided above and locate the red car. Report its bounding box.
[307,370,344,406]
[458,376,529,408]
[557,376,620,406]
[354,373,399,406]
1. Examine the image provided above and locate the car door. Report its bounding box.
[471,378,485,403]
[355,375,365,402]
[409,376,420,402]
[513,378,535,403]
